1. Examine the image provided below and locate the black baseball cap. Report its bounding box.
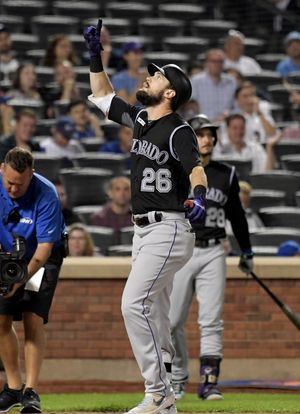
[147,63,192,111]
[188,114,219,145]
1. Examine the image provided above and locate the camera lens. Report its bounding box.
[2,262,24,283]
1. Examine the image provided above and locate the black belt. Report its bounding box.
[133,212,162,227]
[195,239,221,248]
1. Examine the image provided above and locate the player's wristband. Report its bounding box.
[193,185,206,198]
[90,56,103,73]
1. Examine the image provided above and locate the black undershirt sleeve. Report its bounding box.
[172,127,202,175]
[108,96,140,128]
[225,173,252,252]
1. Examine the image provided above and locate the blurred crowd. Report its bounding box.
[1,0,300,256]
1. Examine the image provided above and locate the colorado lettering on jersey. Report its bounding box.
[131,138,169,165]
[206,187,228,206]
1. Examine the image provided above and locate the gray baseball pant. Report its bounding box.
[169,244,226,382]
[121,213,195,394]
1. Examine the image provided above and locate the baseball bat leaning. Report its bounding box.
[250,271,300,331]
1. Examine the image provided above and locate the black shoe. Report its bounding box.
[0,383,23,413]
[21,388,41,414]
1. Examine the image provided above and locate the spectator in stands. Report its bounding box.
[68,223,96,256]
[190,49,236,121]
[10,63,42,101]
[214,113,278,173]
[238,181,264,231]
[43,34,79,67]
[276,31,300,77]
[54,179,82,226]
[234,82,277,144]
[40,116,84,159]
[0,109,41,161]
[112,42,147,105]
[0,95,14,137]
[100,124,132,156]
[223,30,262,75]
[90,176,132,245]
[0,24,18,80]
[67,100,102,140]
[277,240,300,256]
[42,61,81,118]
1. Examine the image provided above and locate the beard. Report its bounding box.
[136,89,164,107]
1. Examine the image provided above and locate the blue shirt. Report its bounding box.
[0,173,65,261]
[276,57,300,77]
[112,70,139,96]
[190,71,237,120]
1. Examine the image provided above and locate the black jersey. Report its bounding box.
[193,160,251,251]
[108,96,201,214]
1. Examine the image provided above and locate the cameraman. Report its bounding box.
[0,147,66,413]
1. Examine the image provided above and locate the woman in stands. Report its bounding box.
[43,34,79,67]
[10,62,42,101]
[68,223,97,256]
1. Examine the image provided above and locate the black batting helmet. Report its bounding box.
[188,114,219,146]
[147,63,192,111]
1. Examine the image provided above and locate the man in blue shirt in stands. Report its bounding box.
[0,147,66,413]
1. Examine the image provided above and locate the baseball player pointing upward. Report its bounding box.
[83,20,207,414]
[170,115,254,400]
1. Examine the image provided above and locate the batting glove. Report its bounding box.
[239,249,254,274]
[83,18,103,58]
[184,195,206,223]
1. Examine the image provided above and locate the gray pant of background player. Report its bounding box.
[121,212,195,394]
[169,244,226,382]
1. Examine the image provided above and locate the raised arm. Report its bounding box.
[83,18,114,98]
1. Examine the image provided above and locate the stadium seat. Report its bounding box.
[100,120,120,141]
[287,72,300,86]
[84,18,132,36]
[105,2,154,20]
[242,38,266,58]
[251,246,278,256]
[213,157,252,181]
[296,191,300,207]
[281,155,300,172]
[190,20,237,45]
[250,227,300,246]
[35,67,54,84]
[143,52,189,69]
[25,49,45,65]
[32,153,64,182]
[0,15,25,33]
[258,207,300,228]
[31,15,80,46]
[157,3,206,21]
[138,18,185,48]
[269,103,284,123]
[273,141,300,166]
[9,99,45,119]
[107,245,132,256]
[110,35,155,52]
[59,168,113,207]
[2,0,47,17]
[52,1,100,19]
[245,71,281,89]
[11,34,40,59]
[71,153,129,175]
[80,138,105,152]
[255,53,286,71]
[72,205,103,225]
[250,189,286,211]
[120,226,134,245]
[268,85,300,120]
[72,66,90,83]
[249,170,300,205]
[85,225,115,255]
[162,37,209,59]
[35,118,56,136]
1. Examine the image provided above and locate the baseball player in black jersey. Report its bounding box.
[83,20,207,414]
[169,115,254,401]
